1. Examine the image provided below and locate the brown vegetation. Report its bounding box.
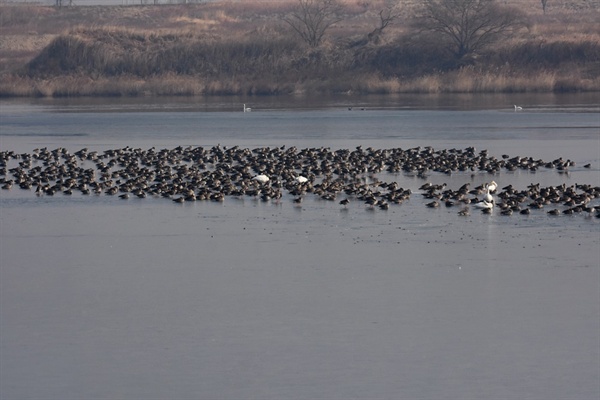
[0,0,599,97]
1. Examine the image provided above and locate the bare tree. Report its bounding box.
[282,0,345,47]
[417,0,527,60]
[367,1,402,44]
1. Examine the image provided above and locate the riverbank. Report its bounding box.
[1,1,599,97]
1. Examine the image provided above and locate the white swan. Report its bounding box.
[487,180,498,193]
[483,188,494,204]
[474,200,494,209]
[252,174,269,183]
[479,182,497,206]
[514,105,523,111]
[243,104,251,112]
[294,176,308,184]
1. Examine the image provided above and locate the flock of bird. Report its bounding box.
[419,179,598,217]
[1,145,598,218]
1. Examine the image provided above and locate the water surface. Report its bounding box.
[1,94,599,399]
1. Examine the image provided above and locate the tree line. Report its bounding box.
[285,0,527,61]
[3,0,598,96]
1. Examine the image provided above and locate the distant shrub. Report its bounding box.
[367,34,454,77]
[496,40,600,67]
[2,2,598,97]
[26,29,304,80]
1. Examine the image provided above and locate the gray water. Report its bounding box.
[1,94,599,400]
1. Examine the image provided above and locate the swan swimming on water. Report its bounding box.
[514,105,523,111]
[244,104,251,112]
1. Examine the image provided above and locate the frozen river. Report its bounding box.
[1,93,599,399]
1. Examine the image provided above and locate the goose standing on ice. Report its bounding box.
[458,207,470,216]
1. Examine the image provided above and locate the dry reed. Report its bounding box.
[0,1,599,97]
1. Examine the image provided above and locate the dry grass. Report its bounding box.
[0,0,599,97]
[443,67,556,93]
